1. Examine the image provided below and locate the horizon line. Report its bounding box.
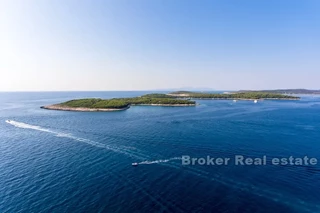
[0,88,319,93]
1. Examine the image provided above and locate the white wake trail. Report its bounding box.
[6,120,182,165]
[5,120,183,212]
[6,120,55,134]
[137,157,182,165]
[5,120,145,159]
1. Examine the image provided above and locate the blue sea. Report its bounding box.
[1,92,320,213]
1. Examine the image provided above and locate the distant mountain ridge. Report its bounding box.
[153,87,215,92]
[237,89,320,94]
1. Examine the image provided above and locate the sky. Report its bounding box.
[0,0,319,91]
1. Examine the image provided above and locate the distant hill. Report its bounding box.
[154,87,215,92]
[237,89,320,94]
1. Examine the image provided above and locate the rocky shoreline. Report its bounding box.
[40,105,130,112]
[131,103,196,106]
[41,103,196,112]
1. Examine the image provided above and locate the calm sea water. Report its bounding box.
[0,92,320,213]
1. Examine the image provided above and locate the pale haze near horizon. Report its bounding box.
[1,0,319,91]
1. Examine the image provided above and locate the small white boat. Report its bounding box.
[254,100,258,103]
[233,100,237,102]
[132,163,138,167]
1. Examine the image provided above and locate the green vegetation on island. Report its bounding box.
[41,94,196,112]
[121,97,195,105]
[168,91,299,100]
[168,91,194,95]
[60,98,130,109]
[60,97,195,108]
[140,93,175,99]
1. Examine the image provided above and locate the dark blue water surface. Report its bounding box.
[0,92,320,213]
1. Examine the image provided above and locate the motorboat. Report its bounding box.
[132,163,138,167]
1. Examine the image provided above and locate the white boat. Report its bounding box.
[233,100,237,102]
[132,163,138,167]
[254,100,258,103]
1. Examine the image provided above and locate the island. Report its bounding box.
[41,99,131,112]
[41,92,299,112]
[167,91,300,100]
[41,94,196,112]
[237,89,320,95]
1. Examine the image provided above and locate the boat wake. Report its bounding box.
[5,120,145,159]
[5,120,182,165]
[137,157,182,165]
[6,120,54,133]
[5,119,185,212]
